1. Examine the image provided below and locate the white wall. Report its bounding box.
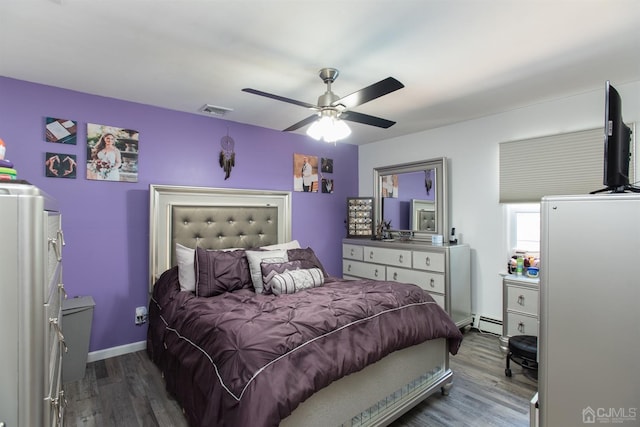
[359,80,640,321]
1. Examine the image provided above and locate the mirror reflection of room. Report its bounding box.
[381,169,436,231]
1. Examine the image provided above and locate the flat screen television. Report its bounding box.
[592,81,639,193]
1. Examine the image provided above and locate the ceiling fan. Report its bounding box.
[242,68,404,141]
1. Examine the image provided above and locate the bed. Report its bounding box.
[147,184,463,427]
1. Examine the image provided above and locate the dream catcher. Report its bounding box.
[219,130,235,180]
[425,169,433,195]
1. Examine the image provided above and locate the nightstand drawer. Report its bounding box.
[412,251,445,273]
[342,260,386,280]
[342,244,364,261]
[506,286,538,316]
[363,246,411,268]
[506,312,538,337]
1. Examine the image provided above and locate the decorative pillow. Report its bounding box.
[195,247,251,297]
[260,240,301,251]
[267,268,325,295]
[286,247,328,277]
[245,249,288,294]
[176,243,196,292]
[260,260,303,294]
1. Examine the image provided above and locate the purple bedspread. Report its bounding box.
[147,266,463,427]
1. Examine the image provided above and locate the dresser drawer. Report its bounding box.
[412,251,445,273]
[342,260,386,280]
[387,266,445,294]
[363,246,411,268]
[427,292,445,311]
[45,340,64,427]
[46,212,62,303]
[506,312,538,337]
[342,244,364,261]
[45,294,63,383]
[506,285,538,316]
[46,263,62,304]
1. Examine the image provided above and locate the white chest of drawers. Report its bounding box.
[498,274,539,353]
[0,183,66,427]
[342,238,472,328]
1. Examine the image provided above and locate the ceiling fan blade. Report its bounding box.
[283,114,319,132]
[242,88,318,109]
[332,77,404,110]
[340,111,396,129]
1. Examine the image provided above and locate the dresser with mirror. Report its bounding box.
[343,157,472,328]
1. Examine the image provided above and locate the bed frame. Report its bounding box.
[148,184,453,427]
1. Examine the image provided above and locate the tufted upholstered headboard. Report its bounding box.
[149,185,291,291]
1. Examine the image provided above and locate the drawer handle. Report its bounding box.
[374,268,379,277]
[425,256,431,266]
[58,283,67,299]
[350,248,355,256]
[517,295,525,305]
[49,389,67,417]
[49,318,68,353]
[518,322,525,333]
[430,278,435,288]
[49,238,63,262]
[369,251,374,260]
[347,264,352,272]
[398,254,403,263]
[393,272,398,280]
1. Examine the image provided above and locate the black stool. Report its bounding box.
[505,335,538,378]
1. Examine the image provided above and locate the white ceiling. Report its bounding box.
[1,0,639,145]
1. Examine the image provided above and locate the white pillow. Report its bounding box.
[260,240,301,251]
[268,268,325,295]
[175,243,196,292]
[245,249,288,294]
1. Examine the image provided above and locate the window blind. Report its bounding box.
[499,127,636,203]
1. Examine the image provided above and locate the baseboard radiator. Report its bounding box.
[475,316,502,335]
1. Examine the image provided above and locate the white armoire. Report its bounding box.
[535,194,640,426]
[0,182,66,426]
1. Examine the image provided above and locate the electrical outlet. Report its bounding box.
[135,306,148,325]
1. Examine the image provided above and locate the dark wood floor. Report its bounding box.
[64,330,537,427]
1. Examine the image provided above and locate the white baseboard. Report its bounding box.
[87,340,146,363]
[476,316,503,335]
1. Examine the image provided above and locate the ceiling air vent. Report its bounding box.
[199,104,234,117]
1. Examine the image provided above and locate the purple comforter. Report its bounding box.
[147,266,463,427]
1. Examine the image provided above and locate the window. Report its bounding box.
[506,203,540,255]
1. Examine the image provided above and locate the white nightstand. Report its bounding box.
[498,274,539,354]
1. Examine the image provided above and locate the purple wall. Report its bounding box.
[0,77,358,353]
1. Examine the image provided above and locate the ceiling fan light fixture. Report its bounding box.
[306,110,351,143]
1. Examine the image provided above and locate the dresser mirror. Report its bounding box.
[373,157,448,241]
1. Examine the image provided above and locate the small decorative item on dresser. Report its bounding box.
[0,139,17,180]
[346,197,374,238]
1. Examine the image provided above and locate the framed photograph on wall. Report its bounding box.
[45,152,77,178]
[381,174,398,198]
[321,157,333,173]
[87,123,139,182]
[293,153,318,192]
[321,178,334,193]
[45,117,77,145]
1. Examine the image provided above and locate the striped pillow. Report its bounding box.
[267,268,325,295]
[261,260,303,294]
